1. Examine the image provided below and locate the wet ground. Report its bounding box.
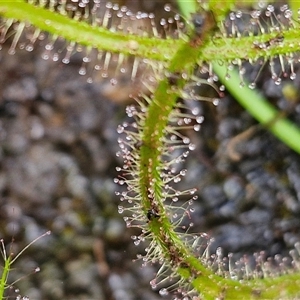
[1,1,300,300]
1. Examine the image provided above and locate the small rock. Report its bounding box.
[3,77,38,101]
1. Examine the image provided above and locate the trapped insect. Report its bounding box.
[147,208,160,221]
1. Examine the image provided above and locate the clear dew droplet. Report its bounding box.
[193,124,201,131]
[236,10,243,18]
[117,125,124,134]
[83,56,90,63]
[249,82,256,89]
[26,45,34,52]
[8,49,16,55]
[227,64,234,71]
[212,98,219,106]
[275,78,282,85]
[183,137,190,144]
[110,78,118,85]
[159,288,169,296]
[183,151,189,158]
[173,177,181,183]
[180,169,187,176]
[189,143,196,150]
[164,4,172,12]
[196,116,204,123]
[225,73,231,80]
[290,73,296,80]
[251,10,261,18]
[150,279,157,289]
[45,43,53,51]
[79,67,86,75]
[191,107,200,115]
[134,239,140,246]
[189,188,197,195]
[52,53,59,61]
[239,67,246,75]
[207,77,213,84]
[160,18,167,26]
[284,9,292,18]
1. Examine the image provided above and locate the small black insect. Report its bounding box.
[189,10,217,47]
[266,34,284,48]
[191,13,205,36]
[147,208,160,221]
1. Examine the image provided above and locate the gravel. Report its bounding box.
[1,1,300,300]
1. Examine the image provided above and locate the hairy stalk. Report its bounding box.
[2,0,300,154]
[0,0,178,61]
[1,0,300,63]
[0,0,180,60]
[0,253,11,299]
[0,232,51,299]
[2,0,300,298]
[119,0,300,297]
[136,9,219,297]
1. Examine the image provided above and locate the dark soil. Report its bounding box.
[1,1,300,300]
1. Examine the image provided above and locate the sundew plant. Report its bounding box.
[1,0,300,299]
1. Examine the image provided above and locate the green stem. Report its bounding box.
[0,0,181,61]
[176,0,197,19]
[140,0,300,296]
[214,62,300,154]
[2,0,300,298]
[137,1,279,298]
[179,0,300,154]
[137,4,233,297]
[1,0,300,65]
[173,0,300,298]
[0,255,11,299]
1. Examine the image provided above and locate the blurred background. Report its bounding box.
[1,1,300,299]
